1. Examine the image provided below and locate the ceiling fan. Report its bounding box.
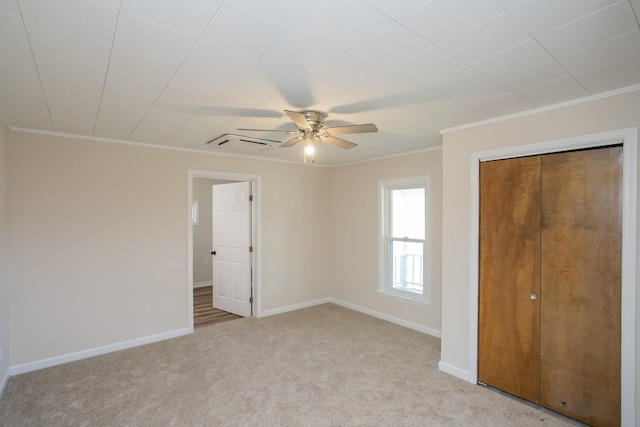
[238,110,378,163]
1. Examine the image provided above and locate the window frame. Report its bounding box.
[378,176,431,306]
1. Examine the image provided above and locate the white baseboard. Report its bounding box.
[193,281,212,288]
[330,298,441,338]
[258,297,332,317]
[438,360,471,382]
[9,327,192,376]
[0,367,9,399]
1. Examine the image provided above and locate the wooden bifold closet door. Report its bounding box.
[478,146,622,427]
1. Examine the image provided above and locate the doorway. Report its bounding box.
[187,170,262,331]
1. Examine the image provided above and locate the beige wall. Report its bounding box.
[329,149,443,333]
[192,178,231,285]
[8,132,332,365]
[441,90,640,407]
[0,120,10,384]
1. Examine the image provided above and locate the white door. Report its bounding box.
[211,181,252,317]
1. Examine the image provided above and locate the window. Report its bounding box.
[379,177,430,306]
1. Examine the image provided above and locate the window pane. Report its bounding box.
[390,240,423,294]
[391,188,424,239]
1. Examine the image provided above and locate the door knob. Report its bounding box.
[530,293,538,300]
[211,251,216,255]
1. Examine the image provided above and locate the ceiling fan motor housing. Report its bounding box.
[299,111,327,131]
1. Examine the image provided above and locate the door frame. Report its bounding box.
[468,127,637,425]
[187,170,262,330]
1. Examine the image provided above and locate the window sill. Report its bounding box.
[377,289,430,307]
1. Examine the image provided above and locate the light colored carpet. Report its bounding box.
[0,304,584,426]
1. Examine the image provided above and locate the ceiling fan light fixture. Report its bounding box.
[303,140,315,164]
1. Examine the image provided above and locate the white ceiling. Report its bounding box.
[1,0,640,165]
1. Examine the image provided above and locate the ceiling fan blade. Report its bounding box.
[237,128,297,134]
[279,136,304,148]
[320,135,357,149]
[284,110,313,131]
[325,123,378,134]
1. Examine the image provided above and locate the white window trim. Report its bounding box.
[378,176,431,307]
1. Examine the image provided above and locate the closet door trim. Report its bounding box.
[467,127,638,426]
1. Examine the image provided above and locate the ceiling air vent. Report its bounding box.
[206,133,281,154]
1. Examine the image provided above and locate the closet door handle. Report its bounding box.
[530,293,538,300]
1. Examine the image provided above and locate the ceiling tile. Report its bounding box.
[200,3,290,59]
[557,30,640,74]
[493,60,569,91]
[228,0,320,28]
[580,71,640,93]
[427,67,510,104]
[469,92,530,114]
[129,107,191,143]
[114,14,196,64]
[472,39,555,79]
[508,0,621,37]
[275,77,358,110]
[633,0,640,22]
[94,102,151,140]
[261,31,343,75]
[400,0,504,46]
[0,11,30,48]
[37,56,106,94]
[157,125,215,147]
[0,0,20,16]
[121,0,224,38]
[296,0,393,52]
[90,0,120,10]
[440,14,530,64]
[381,107,449,132]
[352,72,418,100]
[407,91,467,116]
[393,48,465,85]
[47,96,101,134]
[515,75,590,106]
[207,61,303,110]
[20,0,117,44]
[0,64,38,90]
[103,70,166,106]
[536,1,638,58]
[183,40,256,80]
[0,42,34,72]
[26,20,111,69]
[430,104,489,124]
[574,56,640,92]
[99,80,157,113]
[328,97,399,119]
[494,0,529,11]
[312,54,384,89]
[108,47,179,87]
[0,82,52,129]
[349,23,434,70]
[156,67,232,108]
[362,0,430,20]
